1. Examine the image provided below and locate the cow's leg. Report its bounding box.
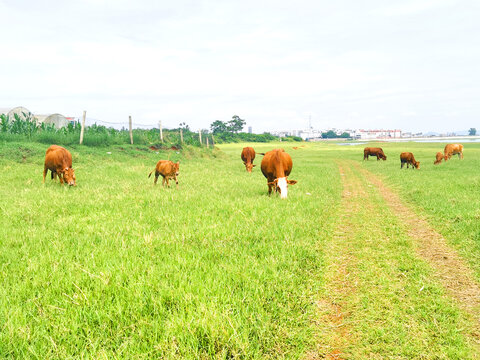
[165,177,170,187]
[43,167,48,183]
[175,176,178,188]
[377,155,380,160]
[401,162,404,169]
[154,172,159,185]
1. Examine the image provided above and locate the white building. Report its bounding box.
[352,129,402,140]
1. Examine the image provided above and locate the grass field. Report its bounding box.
[1,140,480,359]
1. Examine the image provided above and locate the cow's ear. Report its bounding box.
[287,180,297,185]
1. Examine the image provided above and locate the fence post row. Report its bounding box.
[129,116,133,145]
[79,110,86,145]
[180,128,184,144]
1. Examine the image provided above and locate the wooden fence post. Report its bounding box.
[198,130,202,145]
[206,136,209,147]
[159,120,163,142]
[79,110,86,144]
[180,128,184,144]
[211,134,215,147]
[129,116,133,145]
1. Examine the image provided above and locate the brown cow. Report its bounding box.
[434,152,443,165]
[364,147,387,160]
[148,160,180,187]
[241,147,256,173]
[43,145,76,186]
[400,152,420,169]
[444,144,463,161]
[260,149,297,199]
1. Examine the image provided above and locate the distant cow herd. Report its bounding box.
[42,142,464,199]
[363,143,464,169]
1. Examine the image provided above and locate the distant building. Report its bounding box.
[0,106,34,121]
[352,129,402,140]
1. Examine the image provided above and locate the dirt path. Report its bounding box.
[353,162,480,341]
[310,163,367,359]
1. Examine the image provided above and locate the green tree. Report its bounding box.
[179,122,190,131]
[321,130,337,139]
[210,120,228,134]
[227,115,245,133]
[469,128,476,136]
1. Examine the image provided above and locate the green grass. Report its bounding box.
[0,140,479,358]
[0,141,340,358]
[356,141,480,282]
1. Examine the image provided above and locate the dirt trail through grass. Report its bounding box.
[311,163,364,359]
[311,160,480,359]
[354,162,480,341]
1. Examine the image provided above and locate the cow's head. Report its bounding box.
[244,162,256,173]
[61,167,76,186]
[414,161,420,169]
[174,162,180,177]
[268,177,297,199]
[381,154,387,160]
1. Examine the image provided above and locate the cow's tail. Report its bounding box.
[148,169,155,178]
[257,152,265,156]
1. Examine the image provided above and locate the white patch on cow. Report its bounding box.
[277,177,288,199]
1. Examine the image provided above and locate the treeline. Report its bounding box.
[321,130,350,139]
[210,115,302,143]
[0,113,304,147]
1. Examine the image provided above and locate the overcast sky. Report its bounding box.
[1,0,479,133]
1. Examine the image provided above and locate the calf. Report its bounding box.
[364,147,387,160]
[260,149,297,199]
[148,160,180,187]
[43,145,76,186]
[241,147,256,172]
[400,152,420,169]
[434,152,443,165]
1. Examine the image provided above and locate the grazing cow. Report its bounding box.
[148,160,180,187]
[434,152,443,165]
[260,149,297,199]
[363,147,387,161]
[241,147,256,173]
[400,152,420,169]
[444,144,464,161]
[43,145,76,186]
